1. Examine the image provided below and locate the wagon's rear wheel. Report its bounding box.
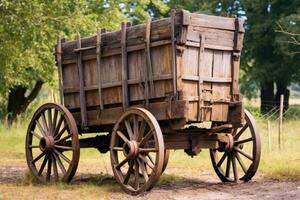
[110,107,164,195]
[210,109,261,182]
[26,103,80,183]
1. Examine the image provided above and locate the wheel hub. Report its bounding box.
[224,134,234,152]
[39,136,55,153]
[123,141,139,159]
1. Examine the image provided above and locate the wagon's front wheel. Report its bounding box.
[25,103,80,183]
[110,107,164,195]
[210,109,261,182]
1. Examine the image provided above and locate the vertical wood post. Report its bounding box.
[278,94,284,150]
[197,35,205,121]
[96,29,104,112]
[145,16,154,100]
[170,10,177,97]
[76,33,87,128]
[56,37,64,105]
[121,22,129,110]
[267,120,271,151]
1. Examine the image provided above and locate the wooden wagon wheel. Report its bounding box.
[210,109,261,182]
[25,103,80,183]
[110,107,165,195]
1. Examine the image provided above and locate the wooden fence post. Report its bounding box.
[278,94,284,150]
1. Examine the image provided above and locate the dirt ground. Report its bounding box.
[0,165,300,200]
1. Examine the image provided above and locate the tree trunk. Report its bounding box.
[275,81,289,112]
[260,81,275,114]
[7,80,43,125]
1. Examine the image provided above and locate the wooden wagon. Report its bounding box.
[25,9,261,195]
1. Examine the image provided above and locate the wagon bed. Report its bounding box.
[56,9,245,131]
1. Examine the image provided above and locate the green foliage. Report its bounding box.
[240,0,300,94]
[0,0,168,118]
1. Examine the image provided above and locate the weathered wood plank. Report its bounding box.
[76,33,87,127]
[121,22,129,109]
[72,100,189,126]
[96,29,103,110]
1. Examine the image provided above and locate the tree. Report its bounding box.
[0,0,168,124]
[240,0,300,113]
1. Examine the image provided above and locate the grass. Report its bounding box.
[1,112,300,199]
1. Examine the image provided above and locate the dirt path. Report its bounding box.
[0,166,300,200]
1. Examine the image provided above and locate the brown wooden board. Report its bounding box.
[57,9,245,129]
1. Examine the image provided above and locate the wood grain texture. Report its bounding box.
[59,9,244,128]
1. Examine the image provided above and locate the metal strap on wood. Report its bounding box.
[121,22,129,110]
[96,29,104,113]
[197,34,205,121]
[232,17,241,99]
[171,10,177,97]
[76,33,88,128]
[144,16,153,105]
[56,37,64,105]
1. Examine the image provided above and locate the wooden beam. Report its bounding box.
[76,33,87,128]
[145,16,154,99]
[121,22,129,110]
[56,37,64,105]
[96,29,104,111]
[171,10,177,97]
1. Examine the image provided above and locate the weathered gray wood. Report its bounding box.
[171,10,177,97]
[197,35,205,121]
[121,22,129,109]
[76,33,87,127]
[145,16,153,99]
[56,37,64,104]
[96,29,103,111]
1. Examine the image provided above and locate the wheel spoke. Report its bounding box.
[29,145,40,149]
[115,157,129,169]
[38,156,48,175]
[54,123,67,140]
[31,131,42,140]
[137,158,149,182]
[124,120,134,140]
[147,154,154,165]
[234,124,249,140]
[52,109,58,134]
[54,149,71,164]
[48,109,53,135]
[36,120,46,137]
[138,154,154,169]
[235,137,253,145]
[112,147,123,151]
[139,129,154,147]
[53,153,66,174]
[137,120,146,142]
[54,145,73,151]
[217,152,227,167]
[139,148,158,152]
[234,147,253,161]
[32,152,46,164]
[116,131,129,143]
[55,133,72,144]
[134,160,140,190]
[123,160,134,184]
[232,156,238,182]
[53,115,64,136]
[46,156,52,181]
[41,112,49,135]
[133,116,139,140]
[225,154,231,178]
[234,152,247,173]
[51,154,59,181]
